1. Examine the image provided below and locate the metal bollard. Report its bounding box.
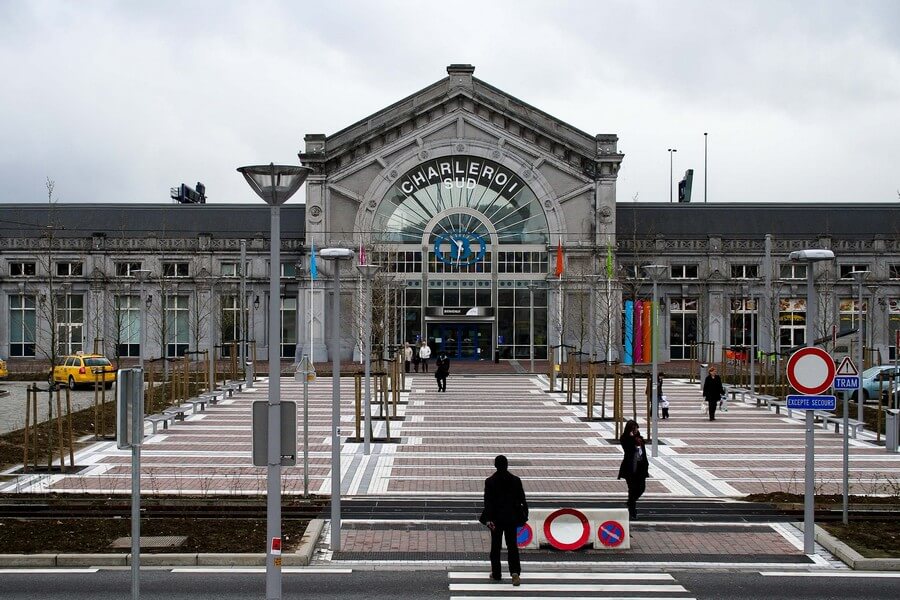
[886,409,899,453]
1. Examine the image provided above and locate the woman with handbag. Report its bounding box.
[617,419,649,521]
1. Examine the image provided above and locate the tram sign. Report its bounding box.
[786,347,835,395]
[833,356,860,390]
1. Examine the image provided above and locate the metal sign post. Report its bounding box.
[294,355,316,497]
[833,356,860,525]
[785,347,835,555]
[117,368,144,600]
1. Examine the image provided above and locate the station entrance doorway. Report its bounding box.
[426,322,492,360]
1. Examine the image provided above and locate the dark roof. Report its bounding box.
[0,204,306,239]
[616,203,900,239]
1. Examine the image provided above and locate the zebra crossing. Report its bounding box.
[448,571,695,599]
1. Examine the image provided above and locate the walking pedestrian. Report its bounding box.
[418,341,431,372]
[412,342,421,372]
[617,419,649,521]
[479,455,528,586]
[657,373,668,419]
[403,342,412,373]
[702,366,725,421]
[435,351,450,392]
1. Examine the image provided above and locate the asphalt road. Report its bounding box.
[0,568,898,599]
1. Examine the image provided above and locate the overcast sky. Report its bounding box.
[1,0,898,206]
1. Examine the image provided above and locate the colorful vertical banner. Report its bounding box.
[634,300,643,363]
[642,301,652,363]
[624,300,634,365]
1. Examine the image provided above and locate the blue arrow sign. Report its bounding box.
[833,376,860,390]
[787,395,837,411]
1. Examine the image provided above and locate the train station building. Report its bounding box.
[1,64,899,368]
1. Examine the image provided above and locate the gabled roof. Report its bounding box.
[301,64,619,172]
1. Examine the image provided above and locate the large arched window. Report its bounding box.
[372,156,549,244]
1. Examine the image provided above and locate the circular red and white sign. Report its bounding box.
[543,508,590,551]
[786,347,835,395]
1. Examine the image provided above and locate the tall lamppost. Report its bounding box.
[788,248,835,555]
[667,148,677,203]
[320,246,354,553]
[239,239,248,386]
[848,270,870,525]
[237,163,309,600]
[133,270,151,371]
[743,284,756,397]
[528,282,540,374]
[357,262,381,455]
[644,265,668,458]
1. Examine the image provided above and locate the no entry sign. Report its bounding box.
[543,508,591,551]
[786,347,835,395]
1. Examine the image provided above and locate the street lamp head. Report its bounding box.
[145,294,153,307]
[320,247,355,261]
[253,295,260,310]
[237,163,311,206]
[849,270,870,284]
[788,249,834,263]
[356,263,381,280]
[643,264,668,281]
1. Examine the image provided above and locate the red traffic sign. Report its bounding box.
[543,508,591,551]
[786,347,835,395]
[270,537,282,555]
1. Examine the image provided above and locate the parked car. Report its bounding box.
[0,358,8,379]
[855,365,900,401]
[51,353,116,390]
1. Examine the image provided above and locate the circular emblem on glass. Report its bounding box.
[434,231,487,266]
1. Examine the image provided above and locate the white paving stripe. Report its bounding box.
[171,567,353,574]
[0,568,100,573]
[760,571,900,578]
[449,572,675,580]
[449,583,688,592]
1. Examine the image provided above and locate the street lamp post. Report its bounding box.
[133,270,151,371]
[789,248,835,555]
[667,148,677,203]
[528,282,540,374]
[238,163,309,600]
[240,239,248,386]
[320,247,354,553]
[644,265,668,458]
[357,263,381,455]
[849,270,870,525]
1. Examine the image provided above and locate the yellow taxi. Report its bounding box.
[0,358,8,379]
[52,353,116,389]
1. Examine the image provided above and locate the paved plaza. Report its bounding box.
[3,372,898,569]
[5,373,898,499]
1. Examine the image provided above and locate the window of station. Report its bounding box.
[730,264,758,279]
[55,261,83,277]
[497,282,548,360]
[839,264,870,279]
[890,298,899,360]
[162,262,190,278]
[669,297,698,359]
[778,298,806,350]
[115,295,140,357]
[427,252,491,273]
[497,251,549,274]
[372,251,423,273]
[9,261,36,277]
[115,262,143,277]
[890,264,900,280]
[780,264,807,280]
[670,264,698,279]
[428,280,491,307]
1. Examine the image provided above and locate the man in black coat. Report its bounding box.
[480,455,528,586]
[702,366,725,421]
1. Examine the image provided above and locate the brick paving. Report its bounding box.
[8,372,891,565]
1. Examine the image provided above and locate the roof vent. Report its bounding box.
[447,64,475,89]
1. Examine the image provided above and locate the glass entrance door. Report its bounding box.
[427,323,492,360]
